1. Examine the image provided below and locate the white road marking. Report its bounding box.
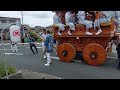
[26,47,43,49]
[1,53,23,55]
[0,43,118,60]
[0,43,11,45]
[0,43,41,45]
[51,56,82,63]
[0,49,20,50]
[107,56,118,59]
[51,56,60,60]
[17,43,41,45]
[51,56,118,63]
[0,47,42,50]
[74,60,82,63]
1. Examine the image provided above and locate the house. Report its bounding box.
[0,17,21,40]
[45,25,52,31]
[21,24,31,34]
[34,26,44,33]
[0,16,21,31]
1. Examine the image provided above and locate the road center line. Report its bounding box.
[1,53,23,55]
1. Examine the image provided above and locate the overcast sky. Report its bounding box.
[0,11,54,27]
[0,11,120,28]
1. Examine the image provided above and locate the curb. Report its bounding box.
[1,70,22,79]
[39,73,63,79]
[20,70,63,79]
[1,70,63,79]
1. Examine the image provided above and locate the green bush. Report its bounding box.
[28,31,42,42]
[0,62,6,77]
[7,65,16,75]
[24,38,28,43]
[0,62,16,77]
[0,74,2,79]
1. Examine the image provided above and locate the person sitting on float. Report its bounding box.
[77,11,93,35]
[65,11,76,35]
[94,11,113,35]
[53,11,65,35]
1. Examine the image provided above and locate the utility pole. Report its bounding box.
[21,11,25,37]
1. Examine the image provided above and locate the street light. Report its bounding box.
[1,23,16,79]
[21,11,25,37]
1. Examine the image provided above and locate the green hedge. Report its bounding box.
[0,74,2,79]
[28,31,42,42]
[0,61,16,78]
[24,38,29,43]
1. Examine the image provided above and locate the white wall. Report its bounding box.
[0,19,21,30]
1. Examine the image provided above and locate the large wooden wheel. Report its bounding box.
[83,43,106,66]
[57,43,76,62]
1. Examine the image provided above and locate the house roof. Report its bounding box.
[45,25,52,28]
[35,26,44,29]
[0,16,21,20]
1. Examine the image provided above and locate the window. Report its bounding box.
[1,20,7,23]
[9,20,16,23]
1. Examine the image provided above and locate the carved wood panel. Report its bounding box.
[56,37,110,51]
[53,11,114,52]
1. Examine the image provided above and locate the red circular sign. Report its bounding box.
[13,30,20,37]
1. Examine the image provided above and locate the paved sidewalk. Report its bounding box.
[2,70,63,79]
[20,70,63,79]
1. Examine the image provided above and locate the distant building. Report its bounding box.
[21,24,31,35]
[0,16,21,32]
[45,25,52,31]
[34,26,44,33]
[0,17,21,40]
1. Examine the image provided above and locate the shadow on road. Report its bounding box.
[74,52,84,61]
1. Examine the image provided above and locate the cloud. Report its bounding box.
[0,11,54,27]
[23,15,53,27]
[23,11,53,18]
[0,11,21,18]
[2,11,120,27]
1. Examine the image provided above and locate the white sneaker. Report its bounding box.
[45,63,50,66]
[86,32,93,35]
[68,31,72,35]
[44,55,47,59]
[49,61,52,64]
[96,29,102,35]
[58,31,62,35]
[50,59,52,64]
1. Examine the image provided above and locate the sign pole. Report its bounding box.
[1,23,16,79]
[21,11,25,37]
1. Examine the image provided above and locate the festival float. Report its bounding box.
[52,11,119,66]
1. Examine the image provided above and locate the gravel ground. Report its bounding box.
[20,70,63,79]
[2,70,63,79]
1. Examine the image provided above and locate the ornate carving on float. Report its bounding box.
[52,11,115,66]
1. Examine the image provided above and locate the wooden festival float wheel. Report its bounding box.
[83,43,106,66]
[57,43,76,62]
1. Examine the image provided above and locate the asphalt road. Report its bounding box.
[0,43,120,79]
